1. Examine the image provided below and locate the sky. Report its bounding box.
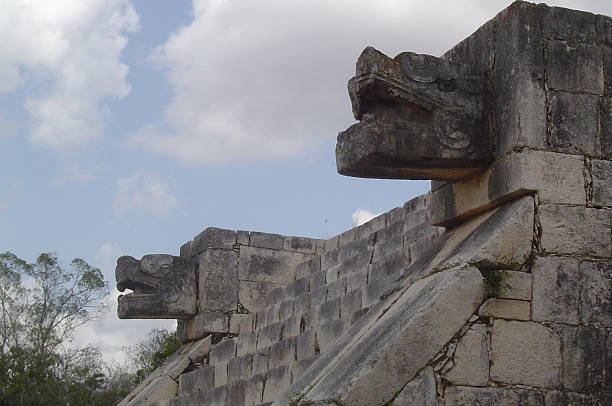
[1,0,610,364]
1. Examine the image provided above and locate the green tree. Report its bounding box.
[126,328,180,383]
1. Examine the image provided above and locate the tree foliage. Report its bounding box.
[127,328,181,383]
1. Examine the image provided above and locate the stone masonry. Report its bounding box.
[116,2,611,405]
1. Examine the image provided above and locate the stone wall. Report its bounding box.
[117,2,611,405]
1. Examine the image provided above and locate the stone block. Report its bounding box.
[186,335,212,363]
[239,246,308,284]
[326,280,346,302]
[377,219,403,243]
[245,374,265,406]
[368,250,405,282]
[325,266,339,284]
[252,349,270,376]
[257,322,283,349]
[179,241,192,259]
[544,391,601,406]
[345,268,367,292]
[128,375,177,406]
[337,228,356,247]
[580,261,612,326]
[295,257,320,279]
[192,227,236,256]
[292,356,318,381]
[254,311,267,331]
[226,380,246,406]
[178,365,214,395]
[239,281,280,314]
[269,338,296,369]
[444,324,489,387]
[548,91,600,156]
[444,386,543,406]
[210,338,236,364]
[210,386,228,406]
[191,312,229,337]
[553,325,606,392]
[491,320,561,388]
[249,232,283,250]
[296,330,317,361]
[266,286,287,306]
[321,248,338,270]
[323,235,339,252]
[265,304,280,325]
[539,205,610,258]
[497,270,531,301]
[230,314,254,334]
[237,230,250,245]
[393,366,436,406]
[547,40,603,94]
[542,5,601,44]
[310,270,325,290]
[479,298,530,320]
[228,354,253,382]
[237,332,258,357]
[362,274,399,308]
[214,361,228,387]
[532,256,580,325]
[408,228,442,263]
[293,293,310,315]
[283,236,318,254]
[319,298,340,323]
[278,300,294,321]
[299,306,320,332]
[603,97,612,159]
[282,316,300,340]
[592,159,612,206]
[310,286,326,306]
[199,248,238,312]
[340,289,362,320]
[286,277,309,299]
[316,319,349,353]
[262,366,291,403]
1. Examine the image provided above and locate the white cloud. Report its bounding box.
[113,170,179,218]
[352,208,380,227]
[0,0,138,150]
[53,163,97,185]
[127,0,497,164]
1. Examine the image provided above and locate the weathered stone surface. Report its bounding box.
[127,375,177,406]
[444,324,489,386]
[252,349,270,376]
[210,338,236,364]
[239,281,281,314]
[192,227,237,255]
[479,298,530,320]
[187,312,229,337]
[273,266,484,406]
[230,314,253,334]
[554,325,606,392]
[497,270,532,301]
[592,159,612,206]
[393,366,436,406]
[491,320,561,388]
[580,261,612,326]
[262,366,291,403]
[269,338,295,369]
[214,361,228,387]
[548,91,600,156]
[246,374,265,406]
[603,97,612,159]
[546,40,603,94]
[239,246,308,284]
[532,256,580,325]
[296,330,317,362]
[237,230,250,245]
[544,391,601,406]
[250,232,284,250]
[539,205,610,257]
[116,254,197,319]
[185,335,212,363]
[228,355,253,382]
[445,386,543,406]
[178,366,214,396]
[257,323,283,350]
[336,47,488,180]
[283,236,319,254]
[317,319,349,353]
[199,248,238,312]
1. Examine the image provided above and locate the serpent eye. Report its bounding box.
[436,78,456,92]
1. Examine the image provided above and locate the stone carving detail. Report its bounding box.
[336,47,489,180]
[116,254,197,319]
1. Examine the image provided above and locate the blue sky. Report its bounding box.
[1,0,609,363]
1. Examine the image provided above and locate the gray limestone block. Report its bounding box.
[340,289,362,320]
[580,261,612,326]
[278,300,294,321]
[282,316,300,340]
[393,366,436,406]
[293,293,310,316]
[542,5,602,45]
[266,286,287,307]
[179,241,192,259]
[326,279,346,302]
[337,228,356,247]
[237,332,258,357]
[548,90,600,156]
[368,249,405,282]
[283,236,319,254]
[497,270,532,301]
[192,227,237,256]
[319,298,340,323]
[210,386,228,406]
[546,40,603,94]
[335,250,372,280]
[188,312,229,337]
[345,267,367,292]
[228,355,253,383]
[607,331,612,395]
[237,230,250,246]
[321,247,338,270]
[444,324,489,386]
[544,391,602,406]
[254,311,267,331]
[310,286,327,306]
[295,257,320,279]
[309,270,325,290]
[532,256,580,325]
[296,330,317,362]
[539,205,610,258]
[226,380,246,406]
[299,306,320,332]
[285,277,309,299]
[249,232,284,250]
[444,386,543,406]
[491,319,561,388]
[239,281,280,314]
[323,235,339,252]
[479,298,530,321]
[214,361,228,387]
[292,356,318,381]
[265,304,280,326]
[269,338,296,369]
[245,374,265,406]
[262,366,291,403]
[252,348,270,376]
[552,325,606,392]
[127,375,178,406]
[602,97,612,159]
[592,159,612,207]
[185,335,212,363]
[494,2,547,155]
[239,246,308,284]
[372,236,403,263]
[178,365,214,396]
[257,322,283,350]
[377,218,403,243]
[325,265,339,284]
[362,273,400,309]
[173,390,210,406]
[209,338,237,364]
[316,319,349,353]
[230,314,254,334]
[605,47,612,96]
[199,248,238,312]
[386,206,404,226]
